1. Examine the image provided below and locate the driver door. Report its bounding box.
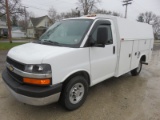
[89,20,117,85]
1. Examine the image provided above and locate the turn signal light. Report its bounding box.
[23,78,51,86]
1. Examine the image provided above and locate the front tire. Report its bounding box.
[131,61,142,76]
[61,76,89,111]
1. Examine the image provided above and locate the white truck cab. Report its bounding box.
[2,14,154,110]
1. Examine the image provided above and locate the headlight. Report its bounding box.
[24,64,51,74]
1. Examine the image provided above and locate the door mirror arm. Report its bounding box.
[91,42,105,47]
[88,35,95,47]
[90,41,96,47]
[95,44,105,47]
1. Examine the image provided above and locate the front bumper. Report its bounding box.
[2,69,62,106]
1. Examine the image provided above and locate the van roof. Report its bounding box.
[63,14,118,21]
[81,14,117,19]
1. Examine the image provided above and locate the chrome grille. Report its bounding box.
[6,57,25,71]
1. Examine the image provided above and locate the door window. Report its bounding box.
[92,25,113,45]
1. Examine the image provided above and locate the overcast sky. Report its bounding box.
[22,0,160,21]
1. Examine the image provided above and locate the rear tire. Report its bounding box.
[60,76,89,111]
[131,61,142,76]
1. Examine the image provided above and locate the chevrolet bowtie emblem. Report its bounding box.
[9,65,14,71]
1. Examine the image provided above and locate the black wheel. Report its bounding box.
[131,61,142,76]
[60,76,89,111]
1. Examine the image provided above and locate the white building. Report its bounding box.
[11,27,26,38]
[0,19,8,37]
[27,15,51,38]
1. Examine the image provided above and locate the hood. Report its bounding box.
[7,43,75,64]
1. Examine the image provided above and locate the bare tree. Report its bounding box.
[77,0,101,15]
[28,11,35,18]
[152,16,160,39]
[55,11,77,21]
[48,6,57,24]
[137,12,157,24]
[137,13,144,22]
[94,9,111,14]
[94,9,123,17]
[48,8,80,22]
[0,0,24,18]
[61,10,79,19]
[137,11,160,39]
[13,11,35,31]
[112,12,123,17]
[12,15,18,26]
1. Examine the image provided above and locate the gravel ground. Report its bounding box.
[0,43,160,120]
[0,50,8,74]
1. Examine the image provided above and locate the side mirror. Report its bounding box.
[97,27,108,47]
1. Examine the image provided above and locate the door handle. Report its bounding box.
[135,52,137,56]
[129,54,131,57]
[113,46,115,54]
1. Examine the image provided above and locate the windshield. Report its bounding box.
[39,19,93,47]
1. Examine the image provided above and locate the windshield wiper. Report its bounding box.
[42,40,61,46]
[32,40,42,44]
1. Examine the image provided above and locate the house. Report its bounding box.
[27,15,51,38]
[12,27,26,38]
[0,14,8,37]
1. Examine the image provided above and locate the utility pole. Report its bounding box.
[5,0,12,43]
[122,0,133,18]
[76,7,80,17]
[22,6,28,34]
[84,0,88,15]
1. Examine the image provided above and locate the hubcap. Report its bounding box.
[69,83,85,104]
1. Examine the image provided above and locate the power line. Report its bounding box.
[23,0,73,10]
[133,1,160,16]
[133,1,148,12]
[129,5,141,20]
[21,0,78,15]
[31,0,73,6]
[22,4,49,11]
[122,0,133,18]
[23,0,51,7]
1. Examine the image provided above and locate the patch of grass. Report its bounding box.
[0,42,27,50]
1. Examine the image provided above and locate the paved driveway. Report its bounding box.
[0,43,160,120]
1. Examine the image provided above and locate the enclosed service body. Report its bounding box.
[2,15,154,110]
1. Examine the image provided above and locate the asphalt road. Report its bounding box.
[0,43,160,120]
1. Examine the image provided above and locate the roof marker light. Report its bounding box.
[86,14,97,17]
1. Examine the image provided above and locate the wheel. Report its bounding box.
[131,61,142,76]
[60,76,89,110]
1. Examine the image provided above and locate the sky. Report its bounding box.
[21,0,160,21]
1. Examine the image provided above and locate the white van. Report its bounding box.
[2,15,154,110]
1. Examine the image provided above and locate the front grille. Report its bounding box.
[7,57,25,71]
[7,68,23,84]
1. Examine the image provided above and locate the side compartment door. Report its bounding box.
[89,20,117,85]
[131,40,139,70]
[117,41,133,76]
